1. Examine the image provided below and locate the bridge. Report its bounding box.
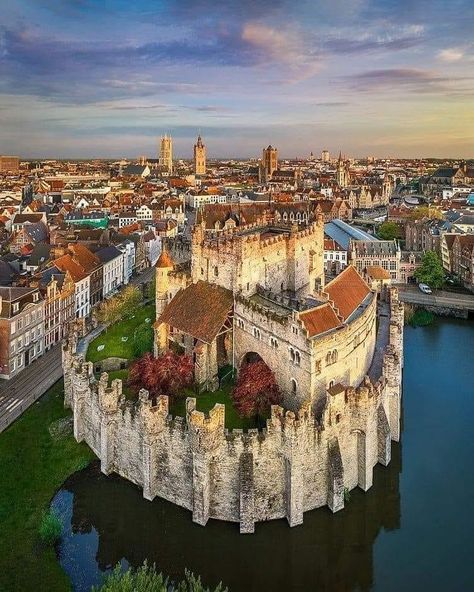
[397,286,474,315]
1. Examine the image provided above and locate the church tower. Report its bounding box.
[260,145,278,183]
[193,134,206,175]
[159,134,173,174]
[336,152,349,188]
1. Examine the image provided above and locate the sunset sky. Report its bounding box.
[1,0,473,159]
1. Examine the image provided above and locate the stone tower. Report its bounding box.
[336,152,349,188]
[159,134,173,174]
[261,145,278,182]
[155,245,174,317]
[193,135,206,176]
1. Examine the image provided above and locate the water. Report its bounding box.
[53,319,474,592]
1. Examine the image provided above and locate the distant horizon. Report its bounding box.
[1,1,473,159]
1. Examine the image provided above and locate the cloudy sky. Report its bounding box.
[1,0,473,159]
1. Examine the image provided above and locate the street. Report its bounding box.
[0,345,63,433]
[0,266,155,434]
[398,285,474,311]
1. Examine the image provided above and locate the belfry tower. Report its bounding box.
[194,134,206,175]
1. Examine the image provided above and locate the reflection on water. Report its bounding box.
[53,319,474,592]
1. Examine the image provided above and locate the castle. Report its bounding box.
[63,208,404,532]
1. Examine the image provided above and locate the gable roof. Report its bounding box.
[324,265,372,321]
[299,303,342,337]
[157,280,233,343]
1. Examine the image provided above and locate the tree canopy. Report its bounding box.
[97,285,142,326]
[232,360,281,418]
[128,352,194,399]
[93,563,226,592]
[414,250,445,289]
[377,221,402,240]
[409,206,443,220]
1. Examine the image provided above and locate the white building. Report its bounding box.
[97,246,124,298]
[116,240,135,284]
[118,213,138,228]
[143,229,162,267]
[185,193,227,209]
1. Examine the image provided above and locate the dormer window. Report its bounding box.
[33,293,39,303]
[12,302,19,314]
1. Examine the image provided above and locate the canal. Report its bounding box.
[52,319,474,591]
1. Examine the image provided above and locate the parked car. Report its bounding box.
[418,283,432,294]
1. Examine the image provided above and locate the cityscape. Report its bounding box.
[1,2,474,592]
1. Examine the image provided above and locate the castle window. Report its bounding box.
[270,337,278,348]
[329,380,335,388]
[289,348,295,362]
[336,413,341,424]
[295,351,301,366]
[326,351,332,365]
[201,267,204,275]
[253,328,261,340]
[291,379,297,395]
[315,360,321,375]
[214,266,219,277]
[292,326,298,335]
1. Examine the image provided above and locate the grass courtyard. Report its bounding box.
[0,380,95,592]
[86,303,155,363]
[170,383,263,430]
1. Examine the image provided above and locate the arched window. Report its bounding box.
[289,348,295,362]
[295,351,301,366]
[291,378,297,395]
[214,266,219,277]
[326,351,332,365]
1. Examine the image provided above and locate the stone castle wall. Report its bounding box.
[63,291,403,533]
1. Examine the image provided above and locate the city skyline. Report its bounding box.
[1,0,473,159]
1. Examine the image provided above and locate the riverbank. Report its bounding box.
[0,380,94,592]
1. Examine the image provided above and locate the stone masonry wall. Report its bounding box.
[63,290,403,533]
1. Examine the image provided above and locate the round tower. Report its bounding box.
[155,244,174,319]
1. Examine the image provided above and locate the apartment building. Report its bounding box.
[0,287,45,379]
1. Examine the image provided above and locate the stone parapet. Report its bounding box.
[63,289,403,533]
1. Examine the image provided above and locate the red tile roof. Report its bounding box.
[156,281,233,343]
[299,303,342,337]
[324,265,372,321]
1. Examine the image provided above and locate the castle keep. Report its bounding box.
[63,206,404,532]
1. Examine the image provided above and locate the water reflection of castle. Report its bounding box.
[63,442,401,592]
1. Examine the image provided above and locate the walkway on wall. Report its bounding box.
[0,345,63,434]
[368,301,390,382]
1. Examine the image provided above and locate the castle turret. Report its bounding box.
[155,244,174,318]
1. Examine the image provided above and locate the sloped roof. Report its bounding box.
[157,280,233,343]
[324,265,372,321]
[299,303,342,337]
[365,265,391,280]
[54,254,87,282]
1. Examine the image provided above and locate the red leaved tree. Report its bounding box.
[232,360,281,418]
[128,351,194,399]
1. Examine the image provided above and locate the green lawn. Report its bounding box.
[170,384,263,430]
[0,381,95,592]
[86,304,155,363]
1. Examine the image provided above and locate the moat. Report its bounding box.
[53,318,474,592]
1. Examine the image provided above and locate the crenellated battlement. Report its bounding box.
[63,288,403,533]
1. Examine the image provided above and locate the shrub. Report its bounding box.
[232,360,281,419]
[92,563,227,592]
[39,510,62,546]
[128,352,194,399]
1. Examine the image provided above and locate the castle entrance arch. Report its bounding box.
[240,351,264,367]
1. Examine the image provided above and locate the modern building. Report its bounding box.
[321,149,330,163]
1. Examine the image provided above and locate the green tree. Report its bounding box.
[92,563,227,592]
[132,322,154,357]
[119,285,142,319]
[409,206,443,220]
[377,221,402,240]
[414,250,445,289]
